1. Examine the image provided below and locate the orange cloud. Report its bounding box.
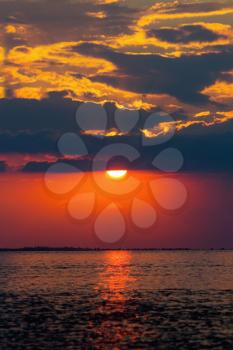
[202,80,233,105]
[193,111,211,118]
[0,47,5,64]
[8,42,116,74]
[0,87,5,99]
[86,11,107,19]
[5,25,17,34]
[6,42,160,108]
[111,22,233,57]
[81,128,126,137]
[14,87,44,100]
[141,110,233,138]
[10,68,154,110]
[138,3,233,27]
[94,0,119,3]
[141,121,175,138]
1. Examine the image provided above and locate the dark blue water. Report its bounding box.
[0,251,233,349]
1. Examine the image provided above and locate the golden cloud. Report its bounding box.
[0,87,5,99]
[81,128,126,137]
[110,22,233,57]
[141,110,233,138]
[86,11,107,19]
[11,69,154,110]
[5,25,17,34]
[194,111,211,118]
[202,80,233,105]
[14,87,44,100]
[7,42,116,74]
[137,3,233,28]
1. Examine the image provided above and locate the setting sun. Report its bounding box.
[106,170,128,180]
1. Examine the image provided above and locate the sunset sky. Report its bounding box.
[0,0,232,248]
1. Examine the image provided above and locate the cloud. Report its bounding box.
[0,93,233,149]
[74,42,233,104]
[81,128,126,137]
[0,92,79,132]
[0,160,7,172]
[202,79,233,106]
[19,118,233,172]
[0,93,155,136]
[21,158,91,172]
[137,1,233,27]
[0,0,138,45]
[1,1,233,112]
[109,21,233,59]
[0,91,232,172]
[148,24,225,44]
[0,130,59,154]
[0,0,232,174]
[142,111,233,137]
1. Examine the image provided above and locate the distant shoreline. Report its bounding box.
[0,247,231,252]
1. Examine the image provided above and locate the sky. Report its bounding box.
[0,0,232,247]
[0,0,233,171]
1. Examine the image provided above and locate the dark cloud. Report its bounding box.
[0,93,232,172]
[74,43,233,104]
[171,125,233,172]
[21,161,55,173]
[0,161,7,172]
[0,93,156,134]
[18,117,233,172]
[0,127,144,156]
[0,92,78,132]
[21,158,91,173]
[4,35,27,52]
[0,130,59,154]
[159,1,232,15]
[0,1,139,44]
[20,129,233,172]
[148,25,224,44]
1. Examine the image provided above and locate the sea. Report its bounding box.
[0,250,233,349]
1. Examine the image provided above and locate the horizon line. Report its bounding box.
[0,247,232,252]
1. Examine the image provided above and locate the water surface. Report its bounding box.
[0,251,233,349]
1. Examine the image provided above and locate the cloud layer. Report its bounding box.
[0,0,233,171]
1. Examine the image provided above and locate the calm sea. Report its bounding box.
[0,251,233,349]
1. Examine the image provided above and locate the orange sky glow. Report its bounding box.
[0,0,233,247]
[0,171,232,248]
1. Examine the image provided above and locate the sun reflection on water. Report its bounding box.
[97,251,136,303]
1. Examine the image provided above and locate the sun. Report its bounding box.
[106,170,128,180]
